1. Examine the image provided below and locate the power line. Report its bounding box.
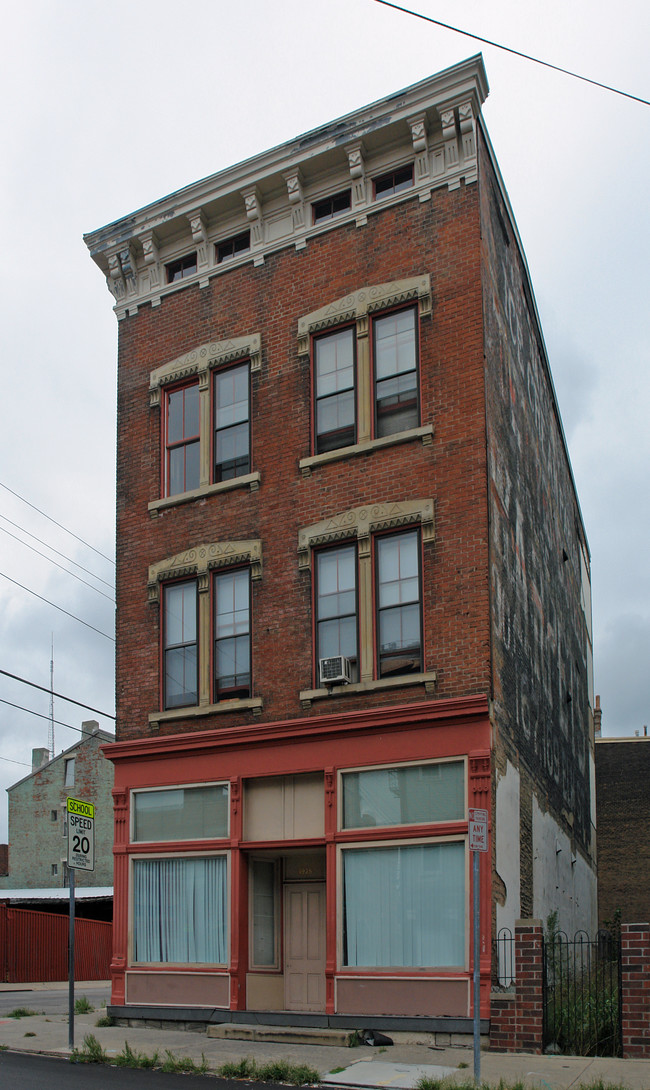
[0,480,115,566]
[0,697,105,737]
[0,571,115,642]
[0,512,114,590]
[0,753,31,768]
[0,668,115,720]
[0,524,114,602]
[372,0,650,107]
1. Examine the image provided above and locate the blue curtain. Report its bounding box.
[343,842,465,967]
[133,856,227,964]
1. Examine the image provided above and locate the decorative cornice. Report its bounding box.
[298,499,434,570]
[147,540,262,601]
[85,57,489,319]
[149,333,261,405]
[297,276,431,356]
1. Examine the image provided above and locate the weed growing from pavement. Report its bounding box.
[161,1050,209,1074]
[114,1041,159,1068]
[217,1057,321,1084]
[23,1032,36,1037]
[74,996,94,1014]
[95,1014,114,1027]
[7,1008,39,1019]
[70,1033,107,1063]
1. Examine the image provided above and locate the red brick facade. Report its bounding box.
[621,924,650,1057]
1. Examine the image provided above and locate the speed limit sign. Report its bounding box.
[66,797,95,871]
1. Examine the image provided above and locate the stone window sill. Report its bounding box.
[149,697,263,727]
[299,425,433,476]
[148,472,261,516]
[299,671,436,709]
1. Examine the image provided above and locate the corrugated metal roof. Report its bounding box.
[0,886,113,902]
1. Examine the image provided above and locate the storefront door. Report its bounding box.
[284,882,326,1011]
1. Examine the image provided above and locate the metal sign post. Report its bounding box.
[66,797,95,1051]
[469,807,488,1084]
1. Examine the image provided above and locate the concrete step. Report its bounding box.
[206,1022,354,1047]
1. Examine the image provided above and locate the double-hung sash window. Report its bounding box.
[316,545,358,679]
[214,569,251,698]
[163,581,198,709]
[373,307,419,437]
[314,328,356,453]
[165,383,200,496]
[214,362,250,481]
[376,530,421,677]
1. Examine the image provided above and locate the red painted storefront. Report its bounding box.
[106,696,492,1021]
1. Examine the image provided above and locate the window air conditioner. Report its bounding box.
[319,655,352,686]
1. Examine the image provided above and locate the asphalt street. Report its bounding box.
[0,1050,241,1087]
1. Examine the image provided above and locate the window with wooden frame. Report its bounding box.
[298,500,436,702]
[214,568,251,699]
[216,230,250,264]
[149,334,262,512]
[165,252,197,283]
[375,529,421,677]
[313,327,356,453]
[163,580,198,710]
[149,541,263,721]
[312,189,351,224]
[373,306,419,438]
[164,382,200,496]
[214,362,250,481]
[315,544,358,681]
[297,278,431,473]
[373,164,414,200]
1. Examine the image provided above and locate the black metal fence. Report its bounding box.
[543,929,621,1057]
[493,927,516,988]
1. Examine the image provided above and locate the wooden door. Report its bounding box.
[284,882,326,1011]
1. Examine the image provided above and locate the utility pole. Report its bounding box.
[48,635,55,760]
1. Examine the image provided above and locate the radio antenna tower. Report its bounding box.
[48,634,55,760]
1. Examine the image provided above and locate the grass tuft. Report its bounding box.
[216,1057,320,1085]
[70,1033,107,1064]
[8,1007,39,1019]
[74,996,94,1014]
[95,1014,114,1027]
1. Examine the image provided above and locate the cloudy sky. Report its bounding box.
[0,0,648,843]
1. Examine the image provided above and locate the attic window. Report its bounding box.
[50,810,58,822]
[373,165,414,200]
[64,757,75,786]
[312,189,351,224]
[166,253,197,283]
[217,231,250,263]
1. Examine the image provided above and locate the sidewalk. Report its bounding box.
[0,983,647,1089]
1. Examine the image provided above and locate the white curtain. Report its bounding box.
[133,856,227,964]
[343,843,465,967]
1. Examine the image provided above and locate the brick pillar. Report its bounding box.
[621,923,650,1058]
[514,919,544,1053]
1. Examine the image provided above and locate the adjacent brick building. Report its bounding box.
[0,722,114,890]
[596,733,650,927]
[85,56,596,1028]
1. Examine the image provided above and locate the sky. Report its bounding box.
[0,0,648,843]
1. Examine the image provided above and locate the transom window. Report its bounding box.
[166,252,197,283]
[376,530,421,677]
[314,328,356,453]
[312,189,351,223]
[215,569,251,698]
[132,784,229,842]
[165,382,200,496]
[163,581,198,709]
[373,164,414,199]
[341,760,465,829]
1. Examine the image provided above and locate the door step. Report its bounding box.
[206,1022,354,1047]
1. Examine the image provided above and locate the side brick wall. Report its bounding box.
[490,920,650,1059]
[621,923,650,1058]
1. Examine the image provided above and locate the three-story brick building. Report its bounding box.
[85,55,596,1030]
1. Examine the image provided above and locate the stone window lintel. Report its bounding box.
[149,333,261,406]
[148,540,262,602]
[298,499,434,571]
